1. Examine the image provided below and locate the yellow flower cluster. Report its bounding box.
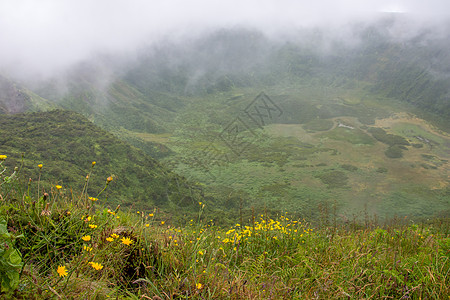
[106,233,120,242]
[88,261,103,270]
[220,216,311,245]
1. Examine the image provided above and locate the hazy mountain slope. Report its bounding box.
[4,18,450,130]
[0,75,54,114]
[0,19,449,222]
[0,110,203,212]
[119,22,450,122]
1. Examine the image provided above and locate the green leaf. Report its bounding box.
[8,249,22,267]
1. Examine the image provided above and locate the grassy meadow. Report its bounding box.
[1,155,449,299]
[144,84,450,222]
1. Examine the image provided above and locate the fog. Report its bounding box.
[1,0,449,80]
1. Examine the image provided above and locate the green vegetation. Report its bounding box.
[0,110,203,216]
[1,25,449,239]
[315,170,349,188]
[318,127,375,145]
[1,156,449,299]
[0,24,449,298]
[368,127,410,146]
[302,119,334,132]
[0,217,23,294]
[385,145,404,159]
[341,164,358,172]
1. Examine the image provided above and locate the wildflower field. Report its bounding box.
[0,156,449,299]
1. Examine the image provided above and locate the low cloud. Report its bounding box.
[1,0,449,80]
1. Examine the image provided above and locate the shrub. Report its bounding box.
[385,145,403,158]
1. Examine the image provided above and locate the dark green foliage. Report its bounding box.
[368,127,410,146]
[373,61,450,119]
[0,218,23,293]
[315,170,349,188]
[385,145,404,158]
[0,110,202,212]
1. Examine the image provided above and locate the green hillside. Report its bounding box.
[0,75,54,114]
[0,110,203,216]
[1,21,449,223]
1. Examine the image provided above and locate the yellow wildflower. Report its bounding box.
[55,185,62,190]
[160,221,165,225]
[88,197,98,202]
[88,262,103,270]
[81,235,91,242]
[89,224,97,229]
[0,155,7,160]
[111,233,119,239]
[38,163,43,169]
[145,224,150,227]
[121,237,133,246]
[83,245,93,252]
[106,237,114,242]
[57,265,68,277]
[92,161,96,167]
[106,176,113,183]
[149,213,154,217]
[198,250,204,256]
[196,283,203,290]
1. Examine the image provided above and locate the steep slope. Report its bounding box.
[0,75,53,114]
[0,110,203,212]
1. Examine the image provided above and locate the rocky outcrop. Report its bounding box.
[0,75,30,114]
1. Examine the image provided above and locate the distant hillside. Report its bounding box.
[3,18,450,133]
[0,75,53,114]
[0,110,203,212]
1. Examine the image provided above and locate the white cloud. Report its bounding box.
[0,0,449,78]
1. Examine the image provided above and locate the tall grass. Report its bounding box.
[0,156,449,299]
